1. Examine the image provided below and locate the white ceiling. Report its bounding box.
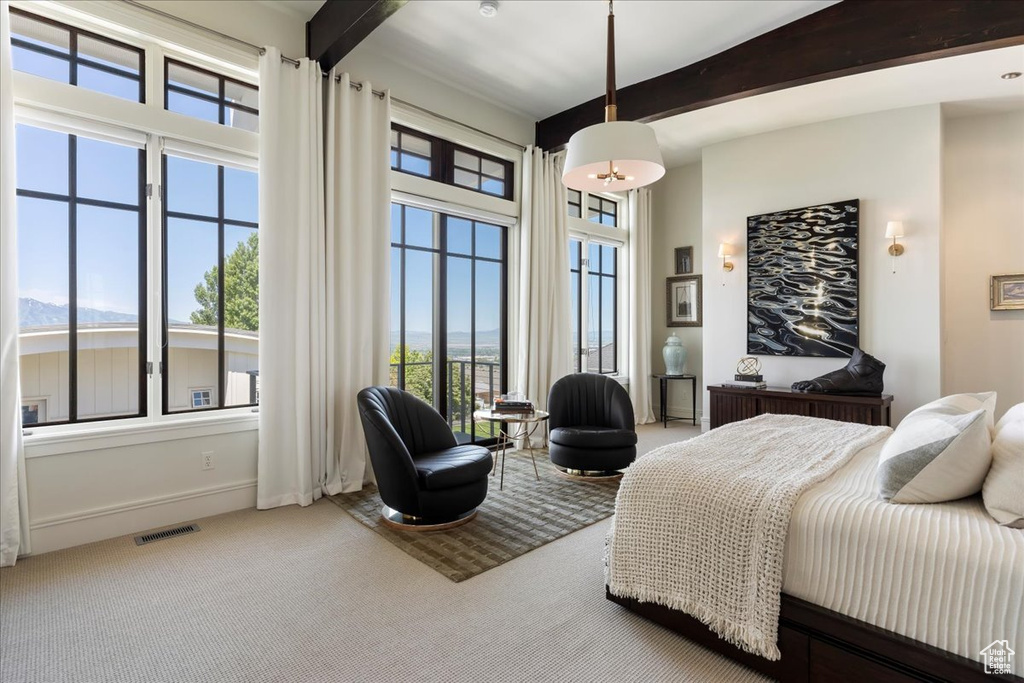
[359,0,838,120]
[651,45,1024,167]
[258,0,324,20]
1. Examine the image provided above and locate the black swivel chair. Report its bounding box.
[357,386,492,530]
[547,373,637,478]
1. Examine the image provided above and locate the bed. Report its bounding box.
[607,424,1024,682]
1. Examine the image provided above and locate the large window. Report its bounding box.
[389,203,506,444]
[15,124,146,425]
[10,8,145,103]
[162,155,259,413]
[389,124,513,200]
[12,7,260,429]
[568,191,622,375]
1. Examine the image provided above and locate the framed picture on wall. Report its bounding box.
[991,273,1024,310]
[674,246,693,274]
[666,275,702,327]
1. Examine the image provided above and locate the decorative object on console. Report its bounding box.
[747,200,859,357]
[666,274,702,327]
[717,242,734,272]
[561,0,664,192]
[791,348,885,396]
[735,356,762,382]
[877,392,996,504]
[662,333,687,375]
[990,273,1024,310]
[983,406,1024,527]
[674,246,693,274]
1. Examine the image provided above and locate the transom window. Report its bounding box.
[567,189,583,218]
[9,8,145,103]
[165,58,259,132]
[389,124,513,200]
[588,195,618,227]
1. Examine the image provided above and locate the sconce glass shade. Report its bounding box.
[562,121,665,192]
[885,221,904,238]
[717,243,735,258]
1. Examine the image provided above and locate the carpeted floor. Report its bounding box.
[328,449,620,582]
[0,422,768,683]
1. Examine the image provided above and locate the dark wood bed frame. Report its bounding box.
[607,589,1023,682]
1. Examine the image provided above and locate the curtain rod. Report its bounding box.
[119,0,527,151]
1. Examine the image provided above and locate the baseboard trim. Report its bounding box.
[31,479,258,530]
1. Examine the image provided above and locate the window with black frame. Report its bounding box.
[165,58,258,132]
[568,237,618,375]
[389,203,506,444]
[389,124,513,200]
[9,8,145,103]
[162,154,259,413]
[14,123,147,425]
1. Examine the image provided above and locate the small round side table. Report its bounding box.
[472,408,550,490]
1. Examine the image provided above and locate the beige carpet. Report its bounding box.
[328,449,621,582]
[0,421,769,683]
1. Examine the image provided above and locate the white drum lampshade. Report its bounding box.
[562,120,665,192]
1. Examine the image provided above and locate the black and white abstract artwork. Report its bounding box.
[747,199,859,358]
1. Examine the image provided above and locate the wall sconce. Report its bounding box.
[885,221,904,273]
[718,243,735,272]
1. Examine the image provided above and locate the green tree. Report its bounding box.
[190,232,259,331]
[388,345,481,432]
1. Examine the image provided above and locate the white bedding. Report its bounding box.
[783,438,1024,675]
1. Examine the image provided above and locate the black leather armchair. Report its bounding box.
[357,386,491,530]
[547,373,637,477]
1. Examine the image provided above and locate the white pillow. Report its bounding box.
[877,393,995,504]
[983,419,1024,528]
[994,402,1024,434]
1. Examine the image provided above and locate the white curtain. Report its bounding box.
[323,72,391,494]
[1,0,31,566]
[256,49,326,509]
[627,188,656,424]
[516,146,571,444]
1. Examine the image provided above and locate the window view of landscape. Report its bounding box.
[389,204,504,444]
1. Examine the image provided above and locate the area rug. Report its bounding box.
[327,450,620,582]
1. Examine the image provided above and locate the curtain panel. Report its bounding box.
[627,188,656,424]
[516,146,572,445]
[0,0,31,566]
[257,53,392,507]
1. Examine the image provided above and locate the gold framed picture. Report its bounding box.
[666,275,702,327]
[991,273,1024,311]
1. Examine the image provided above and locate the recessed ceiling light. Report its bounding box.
[479,1,498,18]
[1001,72,1022,80]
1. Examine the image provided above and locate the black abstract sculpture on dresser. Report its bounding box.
[791,348,886,396]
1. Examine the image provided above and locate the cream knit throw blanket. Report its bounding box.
[607,414,891,660]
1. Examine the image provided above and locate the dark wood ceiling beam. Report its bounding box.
[536,0,1024,151]
[306,0,408,72]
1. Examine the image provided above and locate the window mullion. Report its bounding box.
[217,165,226,409]
[147,138,163,422]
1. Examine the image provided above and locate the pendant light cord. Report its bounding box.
[605,0,617,122]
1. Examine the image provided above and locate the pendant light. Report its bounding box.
[562,0,665,192]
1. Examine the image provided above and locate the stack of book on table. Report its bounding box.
[493,399,535,414]
[723,374,767,389]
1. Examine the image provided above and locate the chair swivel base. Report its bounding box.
[379,505,478,532]
[553,465,624,481]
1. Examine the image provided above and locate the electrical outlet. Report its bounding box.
[201,451,214,470]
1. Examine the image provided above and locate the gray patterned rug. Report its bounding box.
[327,449,620,582]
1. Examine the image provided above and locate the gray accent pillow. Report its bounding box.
[877,393,995,504]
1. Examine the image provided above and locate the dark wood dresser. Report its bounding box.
[709,385,893,428]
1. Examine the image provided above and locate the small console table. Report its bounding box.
[708,385,893,429]
[652,374,697,428]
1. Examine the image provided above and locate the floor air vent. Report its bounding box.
[134,523,200,546]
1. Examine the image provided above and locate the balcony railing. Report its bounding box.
[389,359,501,441]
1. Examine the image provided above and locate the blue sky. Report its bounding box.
[15,124,257,323]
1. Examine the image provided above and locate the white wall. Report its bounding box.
[650,162,704,422]
[701,105,944,425]
[942,110,1024,413]
[336,45,535,148]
